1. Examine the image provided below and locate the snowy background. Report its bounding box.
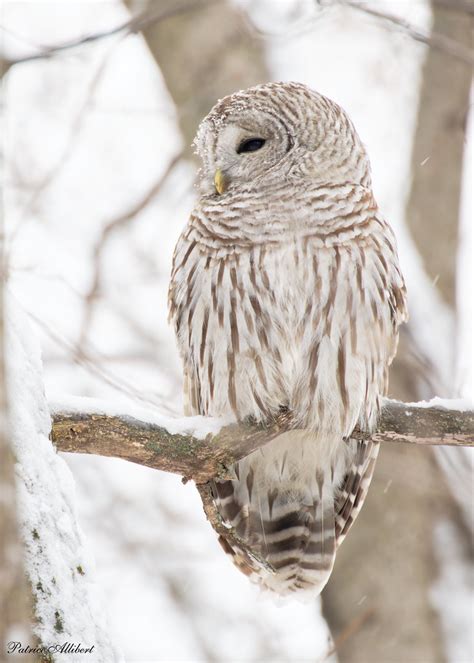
[2,1,473,661]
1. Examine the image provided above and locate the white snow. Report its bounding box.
[49,394,229,439]
[404,397,474,412]
[5,292,122,662]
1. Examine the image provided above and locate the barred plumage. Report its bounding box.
[169,82,407,597]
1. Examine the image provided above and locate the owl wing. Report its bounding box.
[334,240,407,546]
[182,357,202,416]
[334,437,379,547]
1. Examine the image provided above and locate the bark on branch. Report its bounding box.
[50,399,474,484]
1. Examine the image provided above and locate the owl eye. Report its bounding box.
[237,138,266,154]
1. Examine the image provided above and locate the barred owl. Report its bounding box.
[169,82,407,597]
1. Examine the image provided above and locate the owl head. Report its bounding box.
[194,82,371,197]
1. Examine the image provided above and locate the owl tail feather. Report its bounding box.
[211,433,339,597]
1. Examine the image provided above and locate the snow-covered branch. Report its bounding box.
[49,396,474,570]
[50,397,474,484]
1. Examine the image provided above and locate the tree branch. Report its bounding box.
[337,0,474,66]
[51,407,283,484]
[1,1,215,73]
[371,399,474,446]
[50,396,473,573]
[50,398,474,484]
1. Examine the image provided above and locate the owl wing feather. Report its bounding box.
[334,438,379,546]
[335,250,407,546]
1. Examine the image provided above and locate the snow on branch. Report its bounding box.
[50,397,474,485]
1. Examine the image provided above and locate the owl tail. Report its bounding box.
[210,432,341,597]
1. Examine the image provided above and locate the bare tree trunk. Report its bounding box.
[405,5,472,306]
[322,5,472,662]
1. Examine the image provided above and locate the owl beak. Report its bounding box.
[214,168,227,195]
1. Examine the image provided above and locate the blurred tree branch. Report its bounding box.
[336,0,474,65]
[0,1,215,74]
[51,399,474,484]
[3,0,470,81]
[75,150,185,356]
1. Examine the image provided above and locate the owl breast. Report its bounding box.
[170,218,399,445]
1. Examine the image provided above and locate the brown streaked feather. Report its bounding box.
[334,438,380,545]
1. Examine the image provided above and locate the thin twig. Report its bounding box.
[75,150,185,356]
[320,606,375,661]
[6,38,121,256]
[1,2,214,73]
[30,311,177,414]
[239,1,474,65]
[338,0,474,66]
